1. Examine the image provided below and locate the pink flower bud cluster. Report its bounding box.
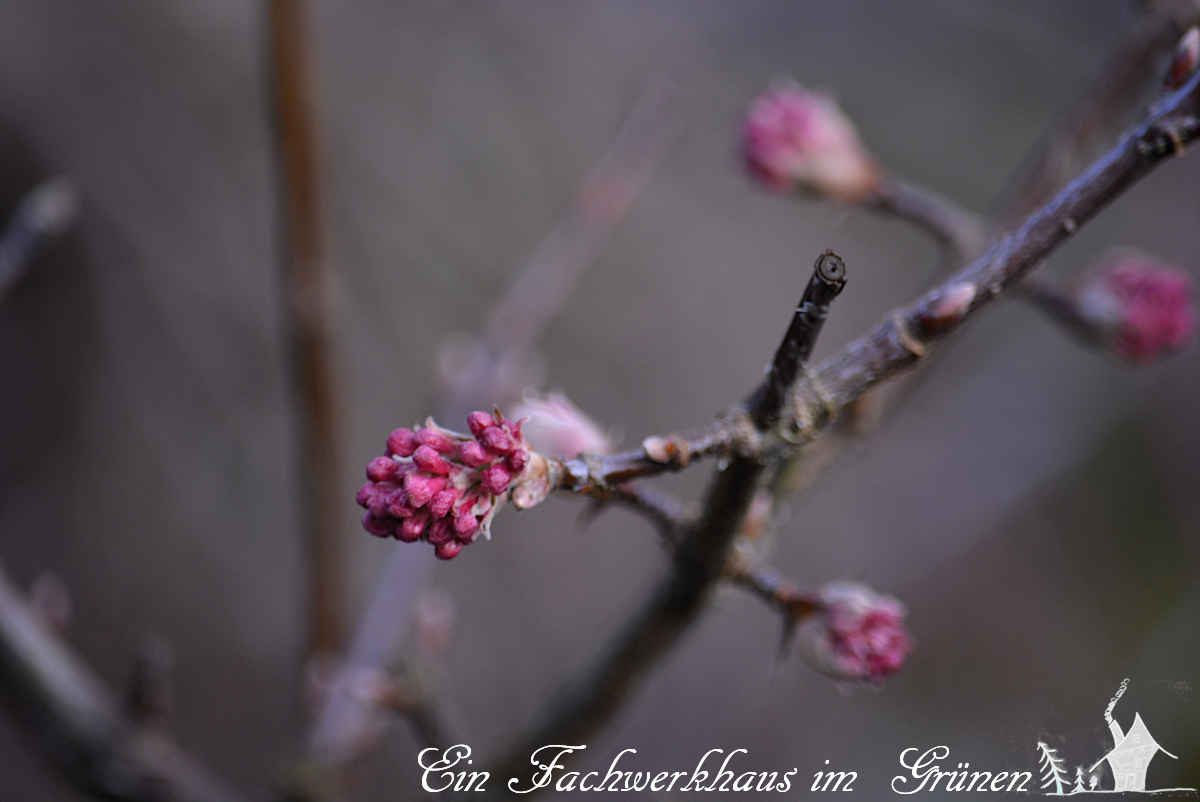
[742,83,878,201]
[356,410,530,560]
[797,582,910,682]
[1079,255,1195,362]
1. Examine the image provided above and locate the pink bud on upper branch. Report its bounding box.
[742,83,879,201]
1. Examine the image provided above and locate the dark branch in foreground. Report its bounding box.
[487,254,847,793]
[781,76,1200,444]
[747,251,848,430]
[484,66,1200,797]
[0,566,245,802]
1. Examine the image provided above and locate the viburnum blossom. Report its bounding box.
[357,410,534,560]
[795,582,910,682]
[742,83,878,201]
[1077,253,1195,362]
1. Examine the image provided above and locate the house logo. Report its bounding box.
[1036,678,1196,796]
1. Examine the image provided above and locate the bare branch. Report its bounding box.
[474,71,1200,794]
[993,4,1200,222]
[780,73,1200,445]
[864,177,986,262]
[724,559,820,624]
[0,566,246,802]
[580,483,692,547]
[747,251,849,430]
[268,0,347,657]
[437,79,677,417]
[488,253,847,790]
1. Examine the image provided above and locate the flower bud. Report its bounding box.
[506,449,528,474]
[366,482,399,518]
[796,582,910,682]
[1078,252,1195,362]
[480,425,515,454]
[398,511,429,542]
[427,519,454,546]
[361,512,393,538]
[429,488,460,519]
[365,456,399,483]
[453,512,480,539]
[434,540,463,560]
[467,410,494,437]
[458,440,491,468]
[481,463,513,495]
[386,428,417,457]
[416,426,457,454]
[742,83,878,201]
[404,473,447,508]
[413,445,452,476]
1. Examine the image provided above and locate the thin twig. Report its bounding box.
[580,483,692,547]
[865,177,986,262]
[0,566,246,802]
[488,253,847,792]
[781,77,1200,443]
[724,559,820,625]
[1017,275,1107,346]
[268,0,347,658]
[437,79,677,417]
[480,72,1200,793]
[993,5,1200,223]
[747,251,848,430]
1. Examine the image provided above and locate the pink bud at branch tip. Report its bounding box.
[796,582,910,682]
[358,409,538,560]
[1078,251,1195,363]
[742,82,879,201]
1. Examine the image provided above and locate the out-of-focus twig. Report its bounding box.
[489,253,848,791]
[864,177,986,263]
[268,0,346,658]
[0,565,246,802]
[474,73,1200,795]
[0,178,78,299]
[724,558,820,634]
[437,79,678,417]
[993,4,1200,223]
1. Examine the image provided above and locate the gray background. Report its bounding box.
[0,1,1196,799]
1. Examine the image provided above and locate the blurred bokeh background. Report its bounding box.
[0,1,1197,799]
